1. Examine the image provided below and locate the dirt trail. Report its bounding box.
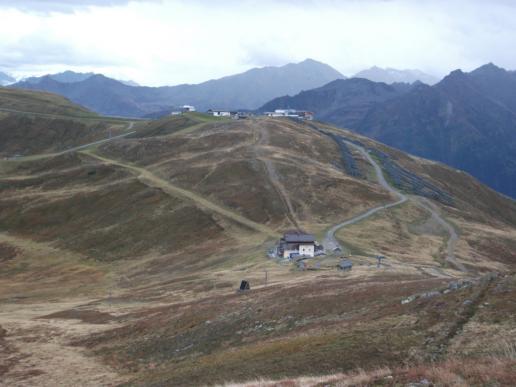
[0,300,125,387]
[82,150,279,238]
[323,140,407,251]
[416,197,465,272]
[4,121,137,162]
[252,121,300,230]
[320,135,465,274]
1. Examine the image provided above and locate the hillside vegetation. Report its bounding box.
[1,108,516,385]
[0,87,139,157]
[0,87,95,117]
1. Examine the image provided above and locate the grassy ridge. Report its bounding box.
[0,87,95,117]
[0,87,145,156]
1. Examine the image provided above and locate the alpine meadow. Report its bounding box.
[1,1,516,386]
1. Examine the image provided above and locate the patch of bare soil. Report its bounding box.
[39,309,117,325]
[0,242,19,263]
[0,324,19,378]
[0,300,126,387]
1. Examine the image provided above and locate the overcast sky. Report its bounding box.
[0,0,515,86]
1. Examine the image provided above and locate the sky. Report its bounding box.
[0,0,515,86]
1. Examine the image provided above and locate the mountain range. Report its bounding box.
[353,66,439,85]
[11,59,344,117]
[8,63,440,118]
[0,71,15,86]
[260,63,516,199]
[22,70,140,86]
[260,78,413,127]
[22,70,96,84]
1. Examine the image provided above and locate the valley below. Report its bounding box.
[1,100,516,386]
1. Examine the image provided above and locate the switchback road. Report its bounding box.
[323,140,407,252]
[322,138,464,273]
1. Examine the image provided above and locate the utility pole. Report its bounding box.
[264,269,268,285]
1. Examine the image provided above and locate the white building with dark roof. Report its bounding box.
[207,109,233,117]
[264,109,314,120]
[278,231,316,259]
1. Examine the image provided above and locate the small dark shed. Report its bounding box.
[338,259,353,271]
[239,280,250,291]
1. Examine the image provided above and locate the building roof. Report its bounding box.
[338,259,353,268]
[284,232,315,243]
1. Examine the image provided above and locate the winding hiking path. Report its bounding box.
[416,197,464,272]
[252,121,300,230]
[56,126,136,155]
[5,121,137,162]
[82,150,278,238]
[323,141,407,251]
[0,107,133,122]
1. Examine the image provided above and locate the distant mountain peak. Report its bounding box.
[353,66,439,85]
[471,62,506,75]
[51,71,95,83]
[298,58,330,66]
[283,59,345,77]
[19,71,140,89]
[0,71,16,86]
[439,69,467,83]
[60,70,91,76]
[436,69,471,91]
[299,58,318,64]
[481,62,501,69]
[449,69,465,76]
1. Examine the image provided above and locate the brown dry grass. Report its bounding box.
[0,300,128,386]
[239,356,516,387]
[0,87,94,117]
[98,118,393,232]
[1,117,516,386]
[398,357,516,386]
[0,233,109,302]
[335,200,448,267]
[221,367,393,387]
